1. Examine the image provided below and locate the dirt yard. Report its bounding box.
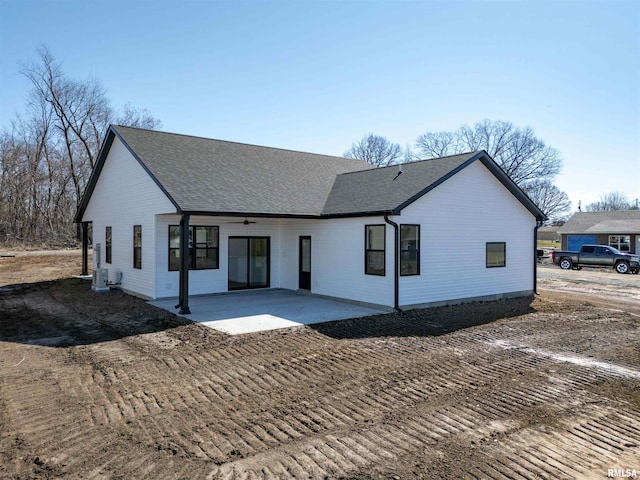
[0,253,639,479]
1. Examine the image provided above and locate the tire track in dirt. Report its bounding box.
[5,328,638,480]
[2,273,639,478]
[72,331,521,424]
[198,330,636,478]
[25,325,637,477]
[207,382,637,479]
[499,410,640,479]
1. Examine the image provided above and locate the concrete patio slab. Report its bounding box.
[150,289,388,335]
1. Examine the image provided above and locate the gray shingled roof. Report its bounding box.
[76,126,547,222]
[322,152,481,215]
[111,125,371,216]
[558,211,640,234]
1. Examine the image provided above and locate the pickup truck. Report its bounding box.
[551,244,640,274]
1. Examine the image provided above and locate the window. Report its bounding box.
[105,226,112,264]
[133,225,142,269]
[609,235,630,252]
[486,242,506,268]
[365,225,385,275]
[400,224,420,276]
[169,225,219,271]
[228,237,269,289]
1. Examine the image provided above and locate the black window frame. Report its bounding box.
[486,242,506,268]
[169,225,219,271]
[133,225,142,269]
[105,226,112,264]
[400,224,420,276]
[228,236,271,290]
[365,224,386,276]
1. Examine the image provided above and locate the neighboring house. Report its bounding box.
[558,211,640,254]
[75,125,547,313]
[537,226,560,243]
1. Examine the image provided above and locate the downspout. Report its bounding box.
[384,215,402,312]
[534,218,544,295]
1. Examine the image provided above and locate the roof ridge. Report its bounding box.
[334,150,482,177]
[113,124,369,164]
[570,210,640,217]
[403,150,483,165]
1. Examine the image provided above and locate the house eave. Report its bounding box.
[175,210,398,220]
[321,209,398,219]
[559,230,640,235]
[179,211,320,219]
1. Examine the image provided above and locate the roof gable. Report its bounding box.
[77,125,372,221]
[76,126,546,222]
[322,151,546,220]
[114,125,374,216]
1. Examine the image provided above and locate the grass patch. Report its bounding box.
[537,240,560,249]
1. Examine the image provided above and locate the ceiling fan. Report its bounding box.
[226,217,257,225]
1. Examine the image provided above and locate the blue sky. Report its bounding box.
[1,0,639,209]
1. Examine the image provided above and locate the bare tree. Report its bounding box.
[402,144,415,163]
[415,119,562,186]
[20,47,114,204]
[0,129,29,241]
[522,180,571,223]
[584,191,631,212]
[414,131,459,158]
[344,133,402,167]
[117,103,162,130]
[0,46,161,246]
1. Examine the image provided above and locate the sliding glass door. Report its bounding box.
[228,237,270,290]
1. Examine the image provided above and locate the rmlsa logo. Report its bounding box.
[608,469,638,478]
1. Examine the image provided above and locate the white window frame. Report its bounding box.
[609,235,630,252]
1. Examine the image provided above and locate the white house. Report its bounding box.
[75,125,547,314]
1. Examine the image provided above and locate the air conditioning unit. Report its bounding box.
[92,268,109,292]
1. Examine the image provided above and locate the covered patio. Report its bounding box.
[150,289,388,335]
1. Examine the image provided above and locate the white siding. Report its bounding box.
[154,216,285,298]
[277,219,316,291]
[278,218,395,307]
[82,138,175,298]
[153,216,395,306]
[397,160,536,307]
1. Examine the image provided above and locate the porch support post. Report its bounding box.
[178,213,191,314]
[81,222,89,276]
